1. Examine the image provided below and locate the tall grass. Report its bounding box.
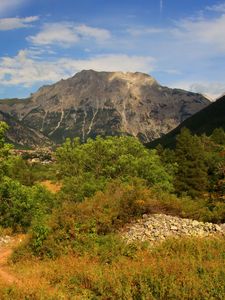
[1,236,224,299]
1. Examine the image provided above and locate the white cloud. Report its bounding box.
[206,3,225,13]
[0,0,27,16]
[0,16,39,30]
[0,50,155,87]
[172,13,225,52]
[127,7,225,55]
[76,24,111,41]
[28,22,111,47]
[189,82,225,100]
[62,54,155,73]
[170,80,225,100]
[28,23,79,46]
[0,50,68,86]
[127,27,164,36]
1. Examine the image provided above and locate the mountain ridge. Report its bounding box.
[0,70,210,146]
[146,95,225,148]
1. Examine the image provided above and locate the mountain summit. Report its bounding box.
[0,70,210,146]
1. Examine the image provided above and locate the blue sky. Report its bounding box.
[0,0,225,99]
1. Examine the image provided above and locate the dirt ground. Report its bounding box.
[0,235,24,285]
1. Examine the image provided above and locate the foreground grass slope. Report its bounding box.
[0,236,224,299]
[0,181,223,300]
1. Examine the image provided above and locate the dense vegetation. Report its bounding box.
[0,121,224,299]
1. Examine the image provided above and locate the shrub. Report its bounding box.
[0,177,55,232]
[56,136,175,202]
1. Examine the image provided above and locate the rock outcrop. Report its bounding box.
[122,214,224,244]
[0,70,210,146]
[0,236,11,247]
[0,110,51,148]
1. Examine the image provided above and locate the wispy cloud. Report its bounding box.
[27,22,111,47]
[27,23,79,47]
[126,6,225,66]
[0,16,39,31]
[170,80,225,100]
[160,0,163,15]
[63,54,155,73]
[76,24,111,41]
[172,13,225,52]
[0,50,155,87]
[206,2,225,13]
[189,81,225,99]
[127,27,164,36]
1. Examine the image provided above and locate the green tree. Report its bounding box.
[200,133,225,197]
[175,128,208,198]
[0,121,13,178]
[56,136,174,201]
[8,156,36,186]
[0,121,8,148]
[0,177,55,232]
[211,128,225,145]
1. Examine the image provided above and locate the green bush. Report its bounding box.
[56,136,175,202]
[0,177,55,232]
[60,173,107,202]
[30,224,51,256]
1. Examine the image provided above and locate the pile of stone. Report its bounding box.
[0,236,11,247]
[122,214,224,244]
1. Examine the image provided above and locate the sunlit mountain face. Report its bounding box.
[0,70,209,146]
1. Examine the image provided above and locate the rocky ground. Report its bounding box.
[0,235,25,285]
[122,214,225,244]
[0,236,11,247]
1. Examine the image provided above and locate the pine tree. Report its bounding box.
[175,128,208,198]
[211,128,225,145]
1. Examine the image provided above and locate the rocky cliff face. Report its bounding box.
[0,70,210,145]
[147,95,225,148]
[0,110,51,148]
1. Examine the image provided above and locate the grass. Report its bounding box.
[0,236,224,299]
[40,180,62,194]
[0,172,224,299]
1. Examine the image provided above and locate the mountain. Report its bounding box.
[147,95,225,148]
[0,70,210,146]
[0,109,51,148]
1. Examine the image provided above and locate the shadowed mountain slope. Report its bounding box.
[147,95,225,148]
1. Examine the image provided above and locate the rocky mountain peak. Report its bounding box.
[0,70,210,146]
[73,69,158,85]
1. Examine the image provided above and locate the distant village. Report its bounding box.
[11,148,55,165]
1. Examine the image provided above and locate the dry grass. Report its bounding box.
[40,180,62,194]
[0,236,224,299]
